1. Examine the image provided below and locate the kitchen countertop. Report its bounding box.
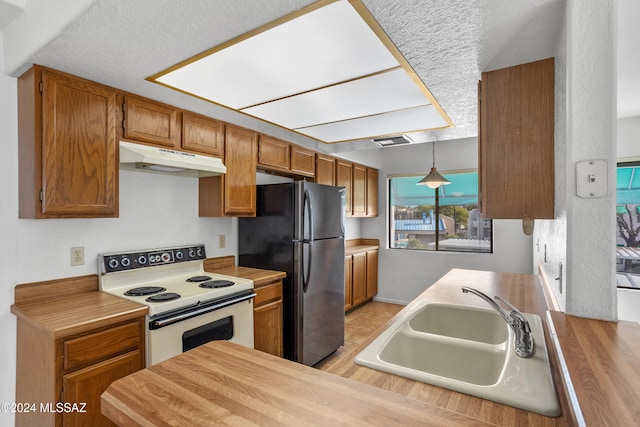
[100,268,640,426]
[102,340,495,426]
[546,310,640,427]
[11,275,148,339]
[345,238,379,255]
[203,256,286,288]
[325,268,573,427]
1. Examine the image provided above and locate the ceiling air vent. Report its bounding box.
[372,135,413,147]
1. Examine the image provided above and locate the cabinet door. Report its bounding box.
[290,145,315,177]
[351,252,367,307]
[199,124,257,217]
[123,95,180,148]
[366,168,378,217]
[258,135,290,172]
[253,281,283,357]
[182,112,224,157]
[336,159,353,216]
[223,124,258,216]
[62,350,143,427]
[352,164,367,217]
[344,255,353,311]
[40,68,118,217]
[366,250,378,299]
[316,154,336,186]
[479,58,554,219]
[254,300,283,357]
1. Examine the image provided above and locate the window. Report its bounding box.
[389,171,492,253]
[616,161,640,289]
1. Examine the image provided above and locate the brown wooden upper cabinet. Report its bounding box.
[182,112,224,157]
[257,136,315,178]
[258,135,290,172]
[352,164,367,216]
[315,153,336,186]
[366,168,378,217]
[122,95,180,149]
[290,145,315,178]
[478,57,555,219]
[336,159,353,215]
[18,66,118,218]
[199,124,257,217]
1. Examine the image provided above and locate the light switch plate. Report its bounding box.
[576,159,608,198]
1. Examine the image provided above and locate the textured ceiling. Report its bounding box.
[7,0,628,152]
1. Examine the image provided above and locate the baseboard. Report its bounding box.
[372,296,409,306]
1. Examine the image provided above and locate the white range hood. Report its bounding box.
[119,141,226,177]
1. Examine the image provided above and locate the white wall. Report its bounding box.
[0,36,240,424]
[348,138,533,304]
[535,0,618,321]
[618,116,640,160]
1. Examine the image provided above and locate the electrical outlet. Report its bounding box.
[70,247,84,266]
[218,235,226,249]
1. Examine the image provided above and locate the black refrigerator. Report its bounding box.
[239,181,345,366]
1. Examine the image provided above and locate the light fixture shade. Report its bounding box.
[417,167,451,188]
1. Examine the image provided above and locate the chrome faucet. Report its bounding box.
[461,286,534,358]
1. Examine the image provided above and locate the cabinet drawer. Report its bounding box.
[254,281,283,308]
[64,321,142,370]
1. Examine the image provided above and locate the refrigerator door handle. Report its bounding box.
[303,188,314,242]
[302,188,313,292]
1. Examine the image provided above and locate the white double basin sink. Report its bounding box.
[354,300,560,417]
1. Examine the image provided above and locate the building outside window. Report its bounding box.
[389,171,492,253]
[616,162,640,288]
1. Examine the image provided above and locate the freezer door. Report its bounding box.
[298,236,345,366]
[296,182,345,241]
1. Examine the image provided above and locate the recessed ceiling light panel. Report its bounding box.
[150,0,453,143]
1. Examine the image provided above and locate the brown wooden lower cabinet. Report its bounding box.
[253,280,283,357]
[366,249,378,299]
[344,248,378,311]
[344,256,353,311]
[15,317,145,427]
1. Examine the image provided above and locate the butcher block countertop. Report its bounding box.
[100,268,640,426]
[11,274,148,339]
[345,238,379,255]
[102,340,494,426]
[546,310,640,427]
[203,256,286,288]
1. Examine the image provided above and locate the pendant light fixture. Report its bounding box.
[417,141,450,188]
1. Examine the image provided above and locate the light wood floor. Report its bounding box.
[315,301,404,371]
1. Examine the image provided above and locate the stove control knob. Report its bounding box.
[196,247,204,257]
[137,255,147,265]
[108,258,119,269]
[175,251,184,260]
[121,257,131,267]
[161,252,171,263]
[188,248,196,258]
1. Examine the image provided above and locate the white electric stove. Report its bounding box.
[99,244,255,365]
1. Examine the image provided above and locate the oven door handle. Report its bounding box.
[149,292,256,330]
